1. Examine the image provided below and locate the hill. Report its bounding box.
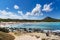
[0,17,60,22]
[41,17,60,22]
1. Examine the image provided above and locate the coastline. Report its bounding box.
[8,31,60,40]
[0,22,60,32]
[0,22,60,40]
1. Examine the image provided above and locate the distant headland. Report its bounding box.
[0,17,60,22]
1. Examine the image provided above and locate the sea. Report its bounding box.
[9,22,60,31]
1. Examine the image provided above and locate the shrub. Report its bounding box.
[0,27,9,33]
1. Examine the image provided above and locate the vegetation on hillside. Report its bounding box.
[0,17,60,22]
[41,17,60,22]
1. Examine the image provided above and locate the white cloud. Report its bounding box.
[31,4,41,16]
[0,10,14,16]
[0,10,6,15]
[0,10,23,19]
[42,3,53,12]
[25,4,43,16]
[20,3,53,19]
[14,5,19,9]
[18,11,23,16]
[25,12,31,16]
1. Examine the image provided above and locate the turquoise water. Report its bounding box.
[10,22,60,30]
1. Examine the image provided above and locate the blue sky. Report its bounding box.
[0,0,60,20]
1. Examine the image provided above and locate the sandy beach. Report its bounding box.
[0,22,60,40]
[9,32,60,40]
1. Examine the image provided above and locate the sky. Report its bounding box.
[0,0,60,20]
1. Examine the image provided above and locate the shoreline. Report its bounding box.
[0,27,60,40]
[8,31,60,40]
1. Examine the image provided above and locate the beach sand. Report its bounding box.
[9,32,60,40]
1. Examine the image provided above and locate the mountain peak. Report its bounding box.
[44,17,53,19]
[41,17,60,22]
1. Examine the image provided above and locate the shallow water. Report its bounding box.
[9,22,60,30]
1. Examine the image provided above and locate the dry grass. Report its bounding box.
[13,31,23,36]
[0,31,15,40]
